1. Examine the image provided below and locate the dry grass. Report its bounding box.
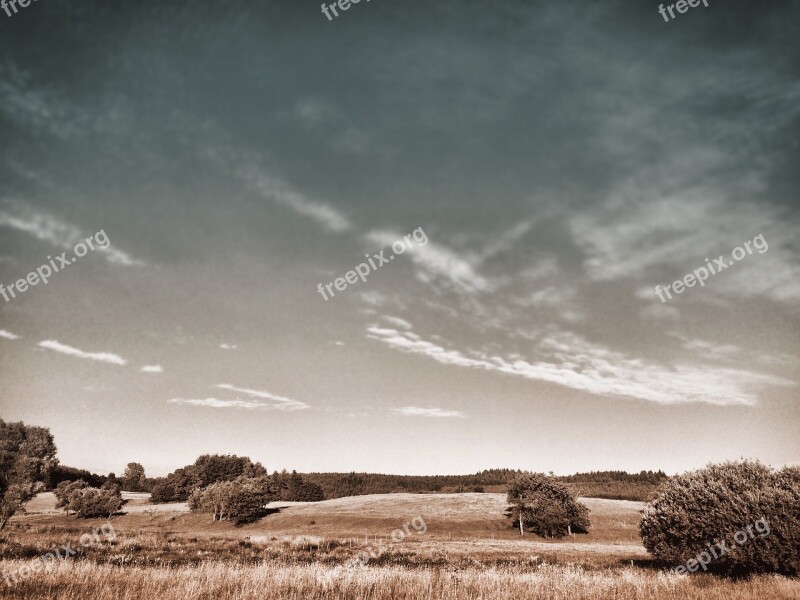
[2,560,799,600]
[3,493,798,599]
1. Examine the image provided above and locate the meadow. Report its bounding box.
[1,493,798,599]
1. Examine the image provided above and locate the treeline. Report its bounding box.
[149,455,323,503]
[560,470,668,501]
[48,465,109,489]
[303,469,668,502]
[303,469,517,498]
[48,461,667,502]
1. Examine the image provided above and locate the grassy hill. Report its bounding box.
[4,493,798,599]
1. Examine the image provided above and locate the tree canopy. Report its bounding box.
[0,419,58,529]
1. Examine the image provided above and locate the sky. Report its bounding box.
[0,0,798,478]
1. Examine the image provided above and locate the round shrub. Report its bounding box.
[640,460,800,576]
[507,473,590,538]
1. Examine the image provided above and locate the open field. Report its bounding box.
[3,493,799,599]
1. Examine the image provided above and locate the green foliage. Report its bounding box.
[66,486,123,518]
[148,454,267,503]
[640,461,800,576]
[301,469,665,501]
[54,479,90,511]
[0,419,58,530]
[190,477,271,525]
[506,473,591,538]
[48,465,107,488]
[270,470,325,502]
[54,477,122,518]
[123,463,147,492]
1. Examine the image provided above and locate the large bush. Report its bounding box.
[506,473,590,538]
[65,486,123,518]
[640,461,800,576]
[54,479,89,511]
[190,477,271,525]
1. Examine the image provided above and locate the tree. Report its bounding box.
[0,419,58,530]
[640,461,800,576]
[48,465,106,488]
[294,481,324,502]
[67,486,123,518]
[506,473,590,538]
[123,463,146,492]
[148,455,267,503]
[190,477,271,525]
[54,479,90,513]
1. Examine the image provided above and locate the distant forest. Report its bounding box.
[52,464,668,502]
[302,469,668,502]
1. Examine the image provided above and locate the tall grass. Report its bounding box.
[1,560,799,600]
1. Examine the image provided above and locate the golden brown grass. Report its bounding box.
[3,494,798,599]
[2,560,799,600]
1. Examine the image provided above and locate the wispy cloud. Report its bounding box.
[240,167,351,233]
[168,397,267,410]
[364,230,489,293]
[382,315,413,330]
[669,333,742,362]
[38,340,127,366]
[392,406,465,418]
[140,364,163,373]
[569,175,800,302]
[479,221,532,261]
[0,329,20,340]
[216,383,310,410]
[367,325,795,406]
[219,343,237,350]
[0,204,144,267]
[360,291,388,307]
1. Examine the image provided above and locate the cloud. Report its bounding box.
[392,406,465,418]
[366,325,489,369]
[240,167,351,233]
[0,329,20,340]
[140,364,163,373]
[293,98,336,126]
[479,221,532,261]
[382,316,413,330]
[360,291,388,306]
[0,204,144,267]
[219,343,237,350]
[168,397,268,410]
[569,169,800,302]
[216,383,310,410]
[640,302,680,320]
[38,340,127,365]
[366,326,795,406]
[364,229,489,293]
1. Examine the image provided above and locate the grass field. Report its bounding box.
[2,493,798,599]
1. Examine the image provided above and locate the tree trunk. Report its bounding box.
[518,501,524,537]
[568,525,572,536]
